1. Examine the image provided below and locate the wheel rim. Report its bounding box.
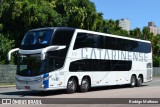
[131,77,136,86]
[81,79,89,90]
[138,77,142,85]
[68,80,76,92]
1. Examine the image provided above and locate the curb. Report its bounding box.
[0,85,16,88]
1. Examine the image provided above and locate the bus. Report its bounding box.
[8,27,152,93]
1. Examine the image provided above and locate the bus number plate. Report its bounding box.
[25,86,30,89]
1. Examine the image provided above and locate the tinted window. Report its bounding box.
[73,33,104,49]
[47,55,65,71]
[17,54,48,76]
[20,30,53,50]
[91,34,104,48]
[69,59,132,72]
[111,60,132,71]
[46,29,75,71]
[73,33,91,49]
[52,29,74,46]
[104,36,151,53]
[22,30,53,45]
[132,42,151,53]
[74,33,151,53]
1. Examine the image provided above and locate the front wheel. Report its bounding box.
[66,78,77,94]
[130,75,136,87]
[80,78,90,92]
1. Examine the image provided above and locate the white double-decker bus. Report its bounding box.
[8,27,152,93]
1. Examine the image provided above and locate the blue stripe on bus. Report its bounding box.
[43,73,49,88]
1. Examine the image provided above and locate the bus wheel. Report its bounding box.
[136,76,143,87]
[80,77,89,92]
[130,75,136,87]
[66,78,77,94]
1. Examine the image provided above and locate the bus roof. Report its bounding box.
[28,27,151,43]
[28,27,76,32]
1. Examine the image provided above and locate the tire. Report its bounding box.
[130,75,136,87]
[66,78,77,94]
[136,76,143,87]
[80,77,90,92]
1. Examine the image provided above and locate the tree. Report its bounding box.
[142,27,151,40]
[1,0,160,66]
[55,0,104,30]
[100,19,129,36]
[130,28,142,39]
[0,33,15,64]
[1,0,63,46]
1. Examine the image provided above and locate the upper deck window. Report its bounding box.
[21,30,53,45]
[20,28,75,50]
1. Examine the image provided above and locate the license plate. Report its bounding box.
[25,86,30,89]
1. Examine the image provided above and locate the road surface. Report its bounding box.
[0,78,160,107]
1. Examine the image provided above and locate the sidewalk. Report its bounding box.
[0,84,16,88]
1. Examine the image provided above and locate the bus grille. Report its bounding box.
[17,79,41,84]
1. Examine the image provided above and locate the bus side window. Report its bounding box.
[69,60,90,72]
[69,61,81,71]
[91,34,104,49]
[73,33,91,50]
[74,33,105,49]
[47,55,64,71]
[51,29,74,46]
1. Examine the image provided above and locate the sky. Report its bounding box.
[91,0,160,30]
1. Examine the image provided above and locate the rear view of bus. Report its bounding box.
[8,27,75,91]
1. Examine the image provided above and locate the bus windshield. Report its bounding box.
[17,50,66,76]
[21,30,53,48]
[17,54,47,76]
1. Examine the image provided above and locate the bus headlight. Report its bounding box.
[39,84,44,88]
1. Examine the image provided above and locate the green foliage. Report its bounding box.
[1,0,63,46]
[153,56,160,67]
[101,19,129,36]
[0,0,160,66]
[0,24,3,31]
[0,33,15,64]
[55,0,103,30]
[130,28,142,38]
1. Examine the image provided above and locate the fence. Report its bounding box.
[0,65,160,84]
[0,65,16,84]
[153,67,160,77]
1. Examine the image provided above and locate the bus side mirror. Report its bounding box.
[8,48,19,61]
[41,46,66,60]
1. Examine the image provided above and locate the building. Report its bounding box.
[118,18,131,31]
[158,28,160,35]
[146,22,160,36]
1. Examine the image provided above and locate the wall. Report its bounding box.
[153,67,160,77]
[0,65,16,84]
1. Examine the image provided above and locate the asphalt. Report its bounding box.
[0,78,159,107]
